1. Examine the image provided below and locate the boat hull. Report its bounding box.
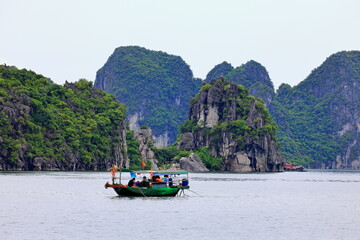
[105,183,189,197]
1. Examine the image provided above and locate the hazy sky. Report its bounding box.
[1,0,360,89]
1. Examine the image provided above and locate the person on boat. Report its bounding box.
[110,165,118,184]
[168,177,174,187]
[128,178,135,187]
[163,175,169,184]
[154,176,163,183]
[151,175,157,182]
[140,176,149,188]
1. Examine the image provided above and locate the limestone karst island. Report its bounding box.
[1,46,360,172]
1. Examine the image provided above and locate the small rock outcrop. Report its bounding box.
[134,128,158,170]
[177,132,195,151]
[178,77,284,172]
[179,153,209,172]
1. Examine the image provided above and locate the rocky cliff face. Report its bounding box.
[206,60,275,106]
[178,77,284,172]
[270,51,360,169]
[94,46,201,146]
[134,128,158,170]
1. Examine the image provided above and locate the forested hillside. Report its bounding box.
[205,52,360,169]
[94,46,201,146]
[0,65,128,170]
[270,51,360,168]
[4,48,359,171]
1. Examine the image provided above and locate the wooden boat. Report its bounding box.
[105,168,190,197]
[284,163,305,172]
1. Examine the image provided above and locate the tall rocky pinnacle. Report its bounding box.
[206,60,275,106]
[94,46,202,146]
[270,51,360,169]
[178,77,284,172]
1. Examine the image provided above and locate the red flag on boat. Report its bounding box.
[141,161,146,167]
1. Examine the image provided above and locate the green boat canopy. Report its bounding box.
[119,168,133,172]
[118,168,188,175]
[152,170,188,175]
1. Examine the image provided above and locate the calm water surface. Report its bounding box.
[1,171,360,240]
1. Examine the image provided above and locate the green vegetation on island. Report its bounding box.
[0,65,127,170]
[270,51,360,168]
[3,48,360,171]
[95,46,201,145]
[206,60,275,106]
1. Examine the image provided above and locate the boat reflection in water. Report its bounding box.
[105,168,190,197]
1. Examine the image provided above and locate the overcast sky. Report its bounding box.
[1,0,360,89]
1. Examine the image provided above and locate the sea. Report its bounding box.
[1,170,360,240]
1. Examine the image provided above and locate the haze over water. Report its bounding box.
[1,171,360,240]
